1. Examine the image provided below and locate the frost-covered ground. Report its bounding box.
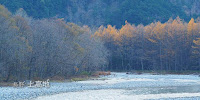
[2,72,200,100]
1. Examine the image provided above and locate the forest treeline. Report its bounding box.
[0,5,109,82]
[2,4,200,82]
[95,17,200,71]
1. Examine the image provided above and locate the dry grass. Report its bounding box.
[92,71,111,76]
[0,82,13,87]
[50,76,66,81]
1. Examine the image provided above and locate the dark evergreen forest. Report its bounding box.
[1,0,199,27]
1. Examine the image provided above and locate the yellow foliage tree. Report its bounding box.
[187,18,197,43]
[117,21,135,42]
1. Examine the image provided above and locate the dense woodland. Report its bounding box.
[2,1,200,82]
[95,18,200,71]
[0,5,109,82]
[1,0,200,27]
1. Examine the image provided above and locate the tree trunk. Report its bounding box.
[141,59,144,70]
[159,41,163,70]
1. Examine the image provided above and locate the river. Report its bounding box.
[1,72,200,100]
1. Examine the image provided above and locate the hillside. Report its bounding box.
[1,0,200,27]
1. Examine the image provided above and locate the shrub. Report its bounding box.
[80,71,90,76]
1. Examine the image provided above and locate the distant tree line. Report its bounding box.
[0,5,109,82]
[0,0,192,28]
[95,17,200,71]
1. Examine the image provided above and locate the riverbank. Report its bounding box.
[0,71,110,87]
[118,70,200,75]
